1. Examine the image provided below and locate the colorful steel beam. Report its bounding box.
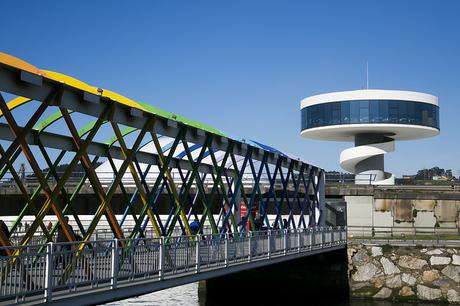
[0,52,326,254]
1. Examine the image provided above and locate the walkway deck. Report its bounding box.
[0,227,346,305]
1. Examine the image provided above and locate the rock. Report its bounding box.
[373,287,392,299]
[399,256,428,270]
[402,273,417,286]
[353,249,369,266]
[347,247,356,259]
[420,248,428,253]
[399,286,415,297]
[453,254,460,266]
[432,279,451,288]
[372,277,385,289]
[447,290,460,303]
[426,249,443,255]
[380,257,400,275]
[430,256,451,265]
[385,274,402,288]
[441,265,460,282]
[441,288,449,297]
[447,249,458,254]
[352,262,381,282]
[416,285,442,300]
[422,270,440,283]
[371,247,383,257]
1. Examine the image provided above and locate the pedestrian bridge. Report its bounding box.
[0,53,342,305]
[0,227,346,305]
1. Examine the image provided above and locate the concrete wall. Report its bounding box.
[345,196,374,226]
[343,194,460,230]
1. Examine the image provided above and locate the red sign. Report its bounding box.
[240,201,259,231]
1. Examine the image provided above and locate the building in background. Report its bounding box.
[300,89,440,185]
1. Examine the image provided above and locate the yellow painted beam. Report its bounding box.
[150,131,192,236]
[111,122,162,238]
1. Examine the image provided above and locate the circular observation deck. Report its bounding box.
[300,89,440,185]
[300,89,439,141]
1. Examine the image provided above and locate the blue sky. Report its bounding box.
[1,1,459,176]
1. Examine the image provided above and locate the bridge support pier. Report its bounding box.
[199,248,348,305]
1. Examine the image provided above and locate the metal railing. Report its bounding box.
[7,226,215,246]
[348,225,460,246]
[0,227,346,305]
[325,173,376,185]
[378,184,460,191]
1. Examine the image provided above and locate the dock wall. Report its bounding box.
[348,243,460,304]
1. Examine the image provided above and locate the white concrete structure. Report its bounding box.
[300,90,440,185]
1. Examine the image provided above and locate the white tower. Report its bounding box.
[300,90,440,185]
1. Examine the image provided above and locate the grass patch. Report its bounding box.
[352,286,381,297]
[381,244,395,254]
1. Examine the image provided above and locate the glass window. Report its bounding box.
[332,102,341,124]
[301,100,439,130]
[421,104,429,126]
[308,105,315,128]
[369,101,379,123]
[317,104,325,126]
[341,101,350,124]
[359,101,369,122]
[414,103,422,125]
[389,101,399,123]
[350,102,359,123]
[407,102,415,124]
[379,100,389,122]
[301,109,306,129]
[399,102,407,123]
[309,105,316,127]
[435,107,440,128]
[323,103,332,125]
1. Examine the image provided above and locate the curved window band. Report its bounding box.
[301,100,439,130]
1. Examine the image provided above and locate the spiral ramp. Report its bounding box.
[340,138,395,185]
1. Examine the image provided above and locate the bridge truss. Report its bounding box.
[0,52,325,253]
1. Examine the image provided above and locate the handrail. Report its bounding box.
[325,173,376,185]
[347,225,460,245]
[0,227,346,304]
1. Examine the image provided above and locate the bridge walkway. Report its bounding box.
[0,227,346,305]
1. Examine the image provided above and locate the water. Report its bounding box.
[104,283,442,306]
[104,283,199,306]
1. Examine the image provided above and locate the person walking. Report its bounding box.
[189,219,200,236]
[283,218,289,229]
[57,216,76,243]
[0,220,10,239]
[0,220,10,256]
[56,216,76,268]
[254,213,263,231]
